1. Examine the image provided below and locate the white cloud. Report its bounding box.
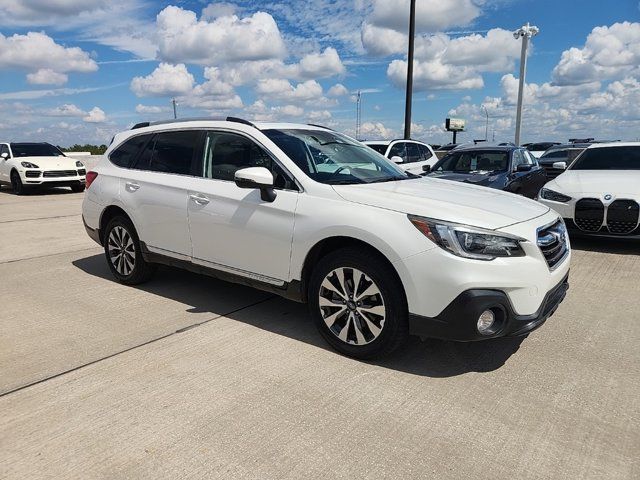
[359,122,397,140]
[388,58,483,91]
[135,104,168,114]
[307,110,332,122]
[0,0,108,24]
[130,63,195,97]
[83,106,107,123]
[273,104,304,117]
[45,104,84,117]
[26,69,68,86]
[552,22,640,85]
[0,31,97,82]
[328,83,349,97]
[156,6,287,65]
[201,2,237,20]
[295,47,345,78]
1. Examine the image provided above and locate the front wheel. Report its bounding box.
[308,248,408,359]
[10,171,25,195]
[104,216,156,285]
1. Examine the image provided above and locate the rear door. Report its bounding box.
[187,130,299,283]
[121,129,201,258]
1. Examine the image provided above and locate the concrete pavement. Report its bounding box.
[0,187,638,479]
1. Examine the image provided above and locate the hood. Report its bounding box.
[333,177,549,230]
[427,170,504,187]
[548,170,640,196]
[17,156,79,169]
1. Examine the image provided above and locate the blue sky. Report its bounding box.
[0,0,638,146]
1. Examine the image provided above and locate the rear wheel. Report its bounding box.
[308,248,408,359]
[104,216,156,285]
[10,171,24,195]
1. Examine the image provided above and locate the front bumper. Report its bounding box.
[409,273,569,341]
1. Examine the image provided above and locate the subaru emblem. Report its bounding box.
[604,194,612,201]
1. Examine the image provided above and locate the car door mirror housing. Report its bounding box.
[390,155,404,164]
[516,164,533,172]
[552,161,567,170]
[234,167,277,202]
[422,164,431,174]
[0,152,8,159]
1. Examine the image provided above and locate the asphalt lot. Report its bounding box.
[1,187,638,479]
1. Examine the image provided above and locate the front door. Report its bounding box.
[188,131,298,284]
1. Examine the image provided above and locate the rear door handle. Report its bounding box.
[189,194,210,206]
[125,181,140,192]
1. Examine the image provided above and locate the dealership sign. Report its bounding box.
[445,118,465,132]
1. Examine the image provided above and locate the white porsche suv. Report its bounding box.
[0,142,86,194]
[82,118,570,358]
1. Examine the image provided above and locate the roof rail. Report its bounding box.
[307,123,334,131]
[131,116,256,130]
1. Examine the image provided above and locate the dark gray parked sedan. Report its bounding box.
[426,145,548,198]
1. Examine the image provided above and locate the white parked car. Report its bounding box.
[364,139,437,175]
[0,142,86,194]
[538,143,640,237]
[82,118,570,358]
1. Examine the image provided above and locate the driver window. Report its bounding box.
[388,142,406,161]
[512,150,525,169]
[203,131,297,190]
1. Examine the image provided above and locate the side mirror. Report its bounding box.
[234,167,276,202]
[0,152,8,160]
[422,164,431,173]
[552,161,567,170]
[390,155,404,164]
[516,164,533,172]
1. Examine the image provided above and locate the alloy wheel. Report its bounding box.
[108,226,136,276]
[318,267,386,345]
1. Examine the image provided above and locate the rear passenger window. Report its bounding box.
[405,143,421,163]
[133,130,199,175]
[109,134,152,168]
[419,144,433,161]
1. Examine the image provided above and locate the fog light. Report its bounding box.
[477,309,495,334]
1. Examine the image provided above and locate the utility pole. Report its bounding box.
[355,90,362,140]
[172,98,178,119]
[482,105,489,141]
[513,22,539,145]
[403,0,416,139]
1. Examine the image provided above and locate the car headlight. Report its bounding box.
[539,188,571,203]
[408,215,526,260]
[75,160,84,168]
[20,161,39,168]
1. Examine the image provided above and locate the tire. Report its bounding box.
[308,248,408,359]
[103,216,156,285]
[10,171,24,195]
[71,184,86,193]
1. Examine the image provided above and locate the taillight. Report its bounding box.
[86,171,98,189]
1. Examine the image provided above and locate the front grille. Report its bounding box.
[541,165,564,180]
[606,200,640,234]
[537,219,569,269]
[25,170,41,178]
[43,170,77,178]
[574,198,604,232]
[77,169,86,176]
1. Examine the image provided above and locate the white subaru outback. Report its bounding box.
[82,118,570,358]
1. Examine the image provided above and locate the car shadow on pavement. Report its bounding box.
[73,253,525,378]
[0,186,78,196]
[569,235,640,255]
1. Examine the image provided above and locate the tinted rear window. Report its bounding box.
[109,134,152,168]
[572,146,640,170]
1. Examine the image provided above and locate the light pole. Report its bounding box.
[171,98,178,119]
[513,22,539,146]
[481,105,489,141]
[403,0,416,139]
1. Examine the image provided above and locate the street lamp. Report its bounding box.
[403,0,416,139]
[481,105,489,141]
[513,22,539,146]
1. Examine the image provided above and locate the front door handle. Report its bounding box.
[125,181,140,192]
[189,194,210,206]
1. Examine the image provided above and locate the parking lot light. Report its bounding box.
[513,22,539,146]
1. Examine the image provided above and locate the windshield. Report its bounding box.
[434,150,509,173]
[10,143,65,157]
[571,146,640,170]
[263,129,412,185]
